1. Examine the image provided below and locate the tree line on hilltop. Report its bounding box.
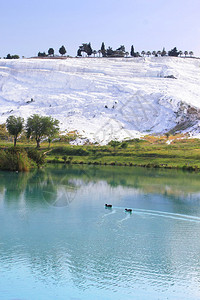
[1,44,194,59]
[38,43,194,58]
[77,44,194,58]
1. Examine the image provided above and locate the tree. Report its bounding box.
[109,140,121,152]
[189,51,194,57]
[117,45,125,52]
[168,47,179,57]
[141,51,146,57]
[106,46,114,56]
[80,43,93,56]
[157,50,161,56]
[101,42,106,57]
[26,115,59,148]
[165,132,170,140]
[121,141,128,149]
[77,48,82,56]
[12,55,20,59]
[93,50,97,57]
[161,47,166,56]
[179,50,183,57]
[59,45,66,56]
[146,51,151,57]
[116,45,126,57]
[6,116,24,147]
[38,52,47,57]
[6,54,19,59]
[184,51,188,57]
[87,43,93,56]
[0,123,9,141]
[48,48,54,56]
[130,45,135,57]
[105,45,126,57]
[46,118,59,148]
[152,51,157,57]
[98,50,101,57]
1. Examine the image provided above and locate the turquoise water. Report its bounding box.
[1,165,200,300]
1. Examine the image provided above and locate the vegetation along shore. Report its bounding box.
[0,115,200,172]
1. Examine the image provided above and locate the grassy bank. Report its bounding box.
[44,136,200,171]
[1,135,200,171]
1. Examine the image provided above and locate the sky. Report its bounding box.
[0,0,200,58]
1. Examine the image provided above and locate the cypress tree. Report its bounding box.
[101,42,106,57]
[161,47,166,56]
[87,43,93,56]
[130,45,134,57]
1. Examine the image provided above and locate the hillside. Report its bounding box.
[0,57,200,144]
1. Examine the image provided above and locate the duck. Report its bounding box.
[105,204,112,208]
[125,208,132,213]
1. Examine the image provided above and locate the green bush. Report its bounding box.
[121,142,128,149]
[108,140,121,148]
[27,149,45,167]
[0,147,33,171]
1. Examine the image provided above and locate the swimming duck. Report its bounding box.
[105,204,112,208]
[125,208,132,213]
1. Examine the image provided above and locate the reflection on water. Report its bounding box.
[0,165,200,300]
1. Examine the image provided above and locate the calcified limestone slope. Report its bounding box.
[0,56,200,143]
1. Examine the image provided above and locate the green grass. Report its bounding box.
[1,136,200,171]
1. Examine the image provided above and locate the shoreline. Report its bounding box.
[1,136,200,172]
[46,159,199,172]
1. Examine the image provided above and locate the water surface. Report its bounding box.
[1,165,200,300]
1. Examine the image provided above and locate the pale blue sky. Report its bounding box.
[0,0,200,57]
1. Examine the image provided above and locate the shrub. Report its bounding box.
[51,147,89,156]
[27,148,45,167]
[108,140,121,148]
[121,142,128,149]
[0,147,33,171]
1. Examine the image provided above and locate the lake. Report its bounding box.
[0,165,200,300]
